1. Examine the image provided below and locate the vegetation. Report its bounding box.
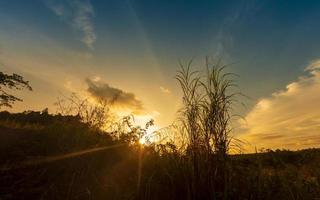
[0,72,32,108]
[0,61,319,200]
[174,58,238,199]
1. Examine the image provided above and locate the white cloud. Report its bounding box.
[45,0,96,49]
[239,59,320,151]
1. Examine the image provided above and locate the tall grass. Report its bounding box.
[1,58,320,200]
[174,57,239,199]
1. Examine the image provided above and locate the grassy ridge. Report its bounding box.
[0,111,319,200]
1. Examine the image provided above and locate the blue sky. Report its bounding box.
[1,0,320,150]
[2,0,319,94]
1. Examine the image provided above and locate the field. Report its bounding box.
[0,111,319,200]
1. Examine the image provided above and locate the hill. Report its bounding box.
[0,111,319,200]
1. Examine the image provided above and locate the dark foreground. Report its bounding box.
[0,112,319,200]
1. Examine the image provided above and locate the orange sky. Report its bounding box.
[1,0,320,152]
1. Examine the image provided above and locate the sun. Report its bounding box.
[139,136,146,145]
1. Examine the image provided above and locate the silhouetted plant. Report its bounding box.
[175,57,240,199]
[2,59,320,200]
[111,115,154,145]
[55,93,113,130]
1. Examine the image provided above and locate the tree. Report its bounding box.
[55,93,114,130]
[0,72,32,108]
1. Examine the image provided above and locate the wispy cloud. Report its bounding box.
[239,59,320,151]
[86,78,144,114]
[160,86,171,94]
[45,0,96,49]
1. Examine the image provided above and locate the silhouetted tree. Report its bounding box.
[0,72,32,108]
[55,93,114,130]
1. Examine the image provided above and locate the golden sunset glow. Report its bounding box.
[2,1,320,199]
[239,60,320,151]
[0,0,317,152]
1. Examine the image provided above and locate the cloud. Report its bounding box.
[45,0,96,49]
[160,86,171,94]
[239,59,320,151]
[85,78,144,113]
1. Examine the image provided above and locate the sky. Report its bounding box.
[1,0,320,151]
